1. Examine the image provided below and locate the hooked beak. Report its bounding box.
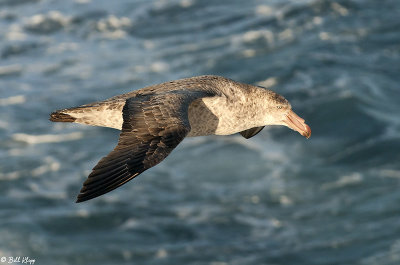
[283,110,311,138]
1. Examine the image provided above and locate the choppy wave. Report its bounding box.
[12,132,84,144]
[0,95,25,106]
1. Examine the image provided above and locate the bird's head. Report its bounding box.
[261,89,311,138]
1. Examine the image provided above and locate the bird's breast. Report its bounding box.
[187,97,259,137]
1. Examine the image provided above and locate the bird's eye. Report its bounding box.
[277,106,283,109]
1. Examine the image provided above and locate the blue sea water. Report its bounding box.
[0,0,399,264]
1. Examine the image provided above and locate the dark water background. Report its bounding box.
[1,0,400,264]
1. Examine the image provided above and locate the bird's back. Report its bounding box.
[50,75,234,130]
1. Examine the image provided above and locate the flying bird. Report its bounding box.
[50,75,311,202]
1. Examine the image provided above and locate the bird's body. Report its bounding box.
[50,75,311,202]
[54,76,275,135]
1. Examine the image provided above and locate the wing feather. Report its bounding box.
[76,91,215,202]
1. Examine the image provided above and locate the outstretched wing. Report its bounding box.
[76,91,214,202]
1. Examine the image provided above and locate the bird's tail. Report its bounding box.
[49,103,124,130]
[49,111,77,122]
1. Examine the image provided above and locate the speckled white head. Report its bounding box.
[260,87,311,138]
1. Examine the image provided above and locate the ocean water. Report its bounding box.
[0,0,399,264]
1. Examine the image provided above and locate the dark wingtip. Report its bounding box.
[49,112,76,122]
[75,195,86,203]
[75,188,95,203]
[76,191,92,203]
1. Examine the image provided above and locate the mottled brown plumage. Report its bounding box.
[50,75,311,202]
